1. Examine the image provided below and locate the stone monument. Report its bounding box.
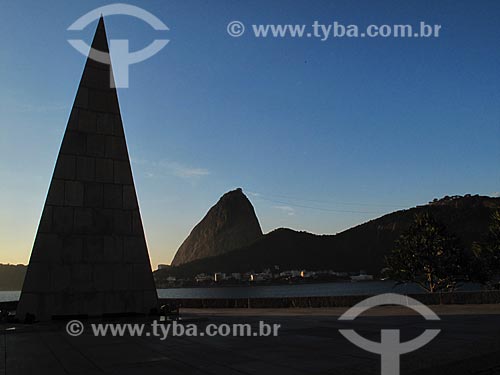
[16,17,158,320]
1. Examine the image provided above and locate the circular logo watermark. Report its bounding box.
[66,319,84,336]
[227,21,245,37]
[67,3,169,88]
[338,293,441,375]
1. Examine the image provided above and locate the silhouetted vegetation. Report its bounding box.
[384,213,469,293]
[471,211,500,287]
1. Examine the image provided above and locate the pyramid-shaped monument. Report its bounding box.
[17,17,158,321]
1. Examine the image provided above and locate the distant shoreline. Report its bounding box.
[155,278,378,289]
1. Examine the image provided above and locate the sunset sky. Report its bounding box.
[0,0,499,269]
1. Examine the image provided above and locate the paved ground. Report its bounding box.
[1,305,500,375]
[183,303,500,316]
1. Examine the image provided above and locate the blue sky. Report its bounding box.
[0,0,499,268]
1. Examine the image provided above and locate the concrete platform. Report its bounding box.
[1,305,499,374]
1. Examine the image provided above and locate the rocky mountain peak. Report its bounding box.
[171,188,263,266]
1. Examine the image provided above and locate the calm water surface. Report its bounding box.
[156,281,426,299]
[0,281,482,302]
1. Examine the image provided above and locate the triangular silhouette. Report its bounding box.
[17,16,158,320]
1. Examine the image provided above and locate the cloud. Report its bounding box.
[160,161,210,178]
[273,205,295,216]
[493,192,500,198]
[170,164,210,178]
[132,159,210,179]
[5,103,68,113]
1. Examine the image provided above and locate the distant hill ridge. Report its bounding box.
[162,194,500,277]
[0,264,26,291]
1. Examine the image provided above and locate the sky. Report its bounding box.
[0,0,499,269]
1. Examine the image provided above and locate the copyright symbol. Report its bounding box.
[227,21,245,37]
[66,319,84,336]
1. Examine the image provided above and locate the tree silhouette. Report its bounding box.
[471,210,500,286]
[385,213,467,293]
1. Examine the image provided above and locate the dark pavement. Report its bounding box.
[1,306,500,375]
